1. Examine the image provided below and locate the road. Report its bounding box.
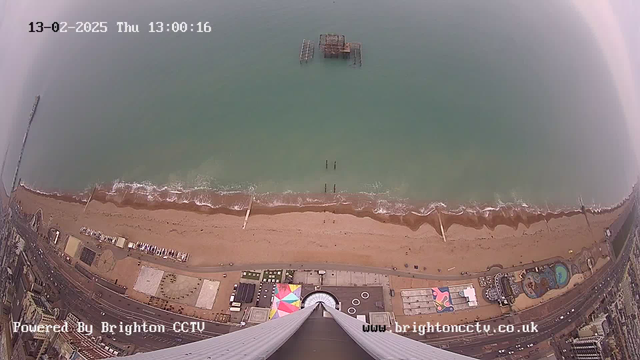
[127,252,568,282]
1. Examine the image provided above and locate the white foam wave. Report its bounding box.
[24,179,632,219]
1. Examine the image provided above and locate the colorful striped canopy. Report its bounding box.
[269,284,302,319]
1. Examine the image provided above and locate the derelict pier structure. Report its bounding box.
[299,33,362,67]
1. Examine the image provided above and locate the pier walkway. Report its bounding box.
[299,39,314,63]
[350,42,362,67]
[11,95,40,192]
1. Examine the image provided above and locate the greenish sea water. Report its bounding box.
[3,0,638,209]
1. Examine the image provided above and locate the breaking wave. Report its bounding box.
[17,179,636,232]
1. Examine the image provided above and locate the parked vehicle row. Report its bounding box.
[134,242,189,262]
[80,227,117,244]
[80,227,128,248]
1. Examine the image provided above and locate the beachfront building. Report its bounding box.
[20,292,56,358]
[118,303,473,360]
[29,208,42,232]
[570,336,605,360]
[22,291,55,329]
[49,319,115,359]
[578,314,609,338]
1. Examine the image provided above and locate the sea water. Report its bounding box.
[2,0,637,211]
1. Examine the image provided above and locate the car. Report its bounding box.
[527,343,534,348]
[101,312,106,316]
[571,308,575,312]
[560,316,564,320]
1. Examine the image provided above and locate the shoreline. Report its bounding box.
[18,181,636,233]
[12,183,629,273]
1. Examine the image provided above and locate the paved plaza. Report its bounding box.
[133,266,165,296]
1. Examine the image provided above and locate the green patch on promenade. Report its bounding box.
[241,271,261,281]
[262,269,283,283]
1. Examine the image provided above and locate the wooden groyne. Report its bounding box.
[299,39,314,63]
[242,195,254,229]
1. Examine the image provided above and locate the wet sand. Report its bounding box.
[13,185,631,275]
[95,184,632,232]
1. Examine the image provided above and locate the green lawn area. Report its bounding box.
[241,271,261,280]
[262,269,283,283]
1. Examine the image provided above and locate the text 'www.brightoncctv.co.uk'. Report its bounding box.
[362,322,539,335]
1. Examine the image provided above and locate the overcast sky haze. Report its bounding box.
[573,0,640,169]
[0,0,75,154]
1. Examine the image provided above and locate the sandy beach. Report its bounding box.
[13,186,629,275]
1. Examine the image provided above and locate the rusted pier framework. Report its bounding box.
[318,33,362,67]
[319,33,348,58]
[299,39,314,63]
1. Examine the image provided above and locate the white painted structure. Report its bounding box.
[113,303,474,360]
